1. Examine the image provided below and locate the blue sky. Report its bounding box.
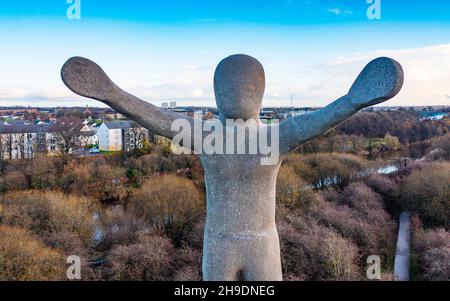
[1,0,450,107]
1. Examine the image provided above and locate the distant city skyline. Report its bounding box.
[1,0,450,107]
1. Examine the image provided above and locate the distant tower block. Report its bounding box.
[169,101,177,108]
[161,102,169,108]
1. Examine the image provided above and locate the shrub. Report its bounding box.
[276,165,317,209]
[42,230,100,280]
[97,205,147,251]
[0,191,97,246]
[136,154,164,175]
[173,266,202,281]
[128,175,205,245]
[161,154,196,173]
[0,225,65,280]
[282,154,310,177]
[285,153,367,189]
[25,157,58,189]
[330,154,369,187]
[44,230,86,257]
[408,140,433,159]
[173,245,202,281]
[399,162,450,228]
[46,192,98,244]
[412,228,450,280]
[364,174,400,215]
[278,216,361,280]
[422,248,450,281]
[184,217,205,249]
[337,183,386,220]
[278,218,323,280]
[320,230,360,280]
[107,233,174,281]
[92,162,127,203]
[2,171,28,191]
[0,191,51,233]
[62,160,93,193]
[190,156,205,191]
[62,158,127,202]
[432,134,450,161]
[312,191,396,263]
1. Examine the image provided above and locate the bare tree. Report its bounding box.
[0,134,4,160]
[13,133,28,159]
[0,134,6,160]
[50,116,83,155]
[0,134,14,160]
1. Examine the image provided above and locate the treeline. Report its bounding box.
[336,110,449,143]
[296,111,449,158]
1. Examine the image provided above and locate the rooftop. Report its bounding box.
[103,120,141,129]
[0,120,52,134]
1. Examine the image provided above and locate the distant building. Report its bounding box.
[0,121,53,159]
[161,102,176,109]
[0,119,99,160]
[79,122,98,146]
[419,111,449,121]
[97,120,149,152]
[0,108,38,116]
[101,109,125,120]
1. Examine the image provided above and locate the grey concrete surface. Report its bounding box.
[394,212,411,281]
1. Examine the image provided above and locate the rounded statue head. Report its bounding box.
[214,54,265,120]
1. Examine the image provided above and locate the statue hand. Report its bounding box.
[61,56,196,141]
[348,57,404,109]
[61,56,117,103]
[279,57,404,154]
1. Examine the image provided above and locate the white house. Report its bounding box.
[79,122,98,146]
[97,120,149,152]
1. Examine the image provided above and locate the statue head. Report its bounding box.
[214,54,265,120]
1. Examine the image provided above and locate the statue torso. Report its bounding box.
[200,153,282,235]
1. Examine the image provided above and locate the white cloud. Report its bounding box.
[2,44,450,108]
[262,43,450,107]
[328,8,341,15]
[328,8,352,15]
[120,63,214,105]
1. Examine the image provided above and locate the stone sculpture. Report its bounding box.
[61,54,403,281]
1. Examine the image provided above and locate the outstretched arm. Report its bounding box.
[279,57,404,155]
[61,56,196,143]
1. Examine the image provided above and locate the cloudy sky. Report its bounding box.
[1,0,450,107]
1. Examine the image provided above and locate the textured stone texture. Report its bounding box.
[214,54,265,121]
[61,54,403,281]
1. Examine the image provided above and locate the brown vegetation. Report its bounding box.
[278,216,360,280]
[398,162,450,228]
[0,131,448,281]
[411,225,450,281]
[128,175,205,245]
[276,165,317,210]
[284,153,367,189]
[0,191,97,246]
[106,233,174,281]
[0,225,66,280]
